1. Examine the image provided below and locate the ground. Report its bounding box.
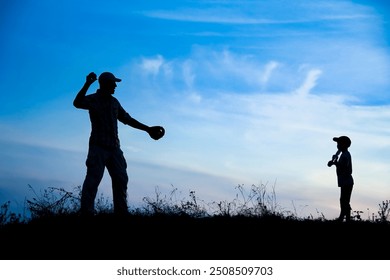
[1,214,389,260]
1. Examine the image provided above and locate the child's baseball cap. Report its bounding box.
[333,136,351,147]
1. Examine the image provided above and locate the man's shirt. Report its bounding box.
[74,89,133,148]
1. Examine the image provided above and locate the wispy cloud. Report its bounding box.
[140,10,372,25]
[294,69,322,96]
[139,1,374,25]
[261,61,279,86]
[140,55,165,76]
[129,41,390,102]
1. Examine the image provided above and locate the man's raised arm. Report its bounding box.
[73,72,97,108]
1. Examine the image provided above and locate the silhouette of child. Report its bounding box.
[327,136,354,222]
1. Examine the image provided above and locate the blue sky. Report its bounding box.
[1,0,389,219]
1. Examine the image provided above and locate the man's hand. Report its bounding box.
[74,72,97,108]
[86,72,97,85]
[148,126,165,140]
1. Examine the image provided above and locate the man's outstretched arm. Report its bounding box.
[120,112,165,141]
[73,72,97,108]
[125,116,151,132]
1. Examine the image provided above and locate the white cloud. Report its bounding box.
[294,69,322,96]
[261,61,279,86]
[139,2,374,25]
[140,55,164,76]
[182,59,195,89]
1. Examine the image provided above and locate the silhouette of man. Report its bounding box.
[73,72,165,216]
[327,136,354,222]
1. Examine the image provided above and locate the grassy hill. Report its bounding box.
[1,212,389,260]
[1,185,389,260]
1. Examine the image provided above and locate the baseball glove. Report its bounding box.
[148,126,165,140]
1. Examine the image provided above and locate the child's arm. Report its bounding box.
[327,150,340,167]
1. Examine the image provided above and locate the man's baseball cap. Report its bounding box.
[333,136,351,147]
[98,72,121,83]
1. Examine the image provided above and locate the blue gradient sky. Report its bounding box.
[1,0,389,219]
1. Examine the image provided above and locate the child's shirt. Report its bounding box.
[336,150,354,187]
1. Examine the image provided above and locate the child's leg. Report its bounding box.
[339,185,353,221]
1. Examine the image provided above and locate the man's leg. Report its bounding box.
[80,145,106,216]
[107,148,129,215]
